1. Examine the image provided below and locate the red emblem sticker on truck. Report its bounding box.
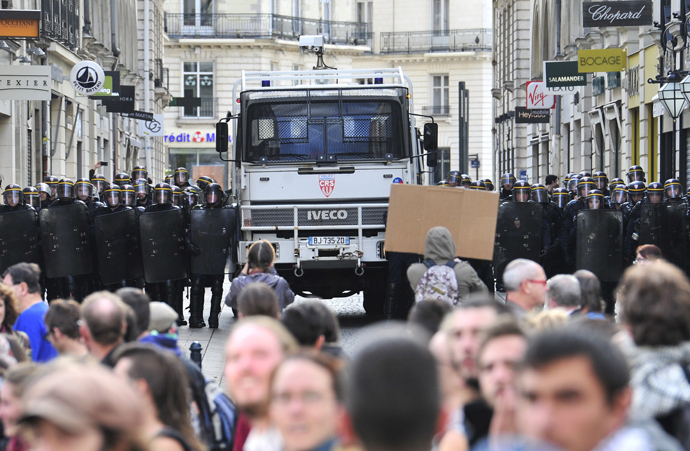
[319,174,335,197]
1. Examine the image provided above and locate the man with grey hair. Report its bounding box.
[546,274,582,313]
[503,258,548,319]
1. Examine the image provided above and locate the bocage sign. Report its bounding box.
[577,49,627,73]
[70,61,105,96]
[544,61,587,88]
[582,1,652,28]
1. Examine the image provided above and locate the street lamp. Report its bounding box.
[659,78,687,120]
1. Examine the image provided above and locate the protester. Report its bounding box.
[139,302,183,356]
[43,299,88,357]
[635,244,663,265]
[503,259,548,319]
[226,240,295,312]
[572,270,605,318]
[618,261,690,446]
[408,299,452,337]
[0,283,29,362]
[2,263,57,362]
[18,361,148,451]
[307,302,344,360]
[281,302,328,349]
[270,352,344,451]
[224,316,298,451]
[524,309,569,332]
[80,291,127,367]
[117,287,151,341]
[346,330,440,451]
[545,274,581,313]
[113,344,205,451]
[236,282,280,319]
[0,363,37,451]
[516,327,682,451]
[407,227,487,305]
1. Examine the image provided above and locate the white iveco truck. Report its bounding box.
[216,37,437,314]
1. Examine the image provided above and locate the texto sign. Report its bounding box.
[577,49,627,73]
[526,82,555,110]
[582,1,652,27]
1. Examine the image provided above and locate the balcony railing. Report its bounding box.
[183,97,217,119]
[165,13,371,45]
[422,105,450,116]
[380,29,492,54]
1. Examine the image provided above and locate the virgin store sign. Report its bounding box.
[526,82,555,110]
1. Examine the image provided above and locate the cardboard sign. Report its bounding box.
[384,184,499,260]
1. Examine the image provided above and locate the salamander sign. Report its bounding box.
[544,61,587,88]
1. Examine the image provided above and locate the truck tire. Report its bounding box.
[362,287,385,315]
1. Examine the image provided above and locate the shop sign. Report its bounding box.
[578,49,627,73]
[0,65,50,101]
[582,1,652,28]
[544,61,587,88]
[102,85,134,113]
[139,114,165,137]
[0,10,40,38]
[526,81,556,109]
[164,130,232,145]
[70,61,105,95]
[122,111,154,121]
[515,106,550,124]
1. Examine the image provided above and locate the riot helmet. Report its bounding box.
[172,185,182,207]
[91,174,106,194]
[460,174,471,188]
[133,179,149,199]
[579,171,592,178]
[530,184,548,203]
[627,165,645,183]
[447,171,461,187]
[647,182,664,204]
[174,167,190,186]
[563,174,571,189]
[552,188,570,209]
[482,179,495,191]
[164,174,174,186]
[512,181,531,202]
[132,166,148,181]
[611,185,628,205]
[593,171,608,190]
[114,172,131,187]
[206,183,224,206]
[57,179,74,200]
[104,185,121,208]
[184,186,200,210]
[75,179,93,201]
[609,177,625,193]
[468,181,486,190]
[568,175,580,194]
[664,179,683,200]
[501,173,516,191]
[577,177,596,198]
[36,183,51,202]
[154,183,172,204]
[587,190,605,210]
[3,184,22,207]
[121,184,136,206]
[436,180,450,187]
[44,175,59,198]
[628,181,646,205]
[196,175,215,192]
[22,187,39,209]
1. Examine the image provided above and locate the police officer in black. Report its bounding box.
[482,179,495,191]
[174,167,192,189]
[552,188,570,211]
[90,173,107,202]
[133,179,152,211]
[75,179,105,219]
[196,175,215,192]
[36,183,52,209]
[114,172,131,188]
[514,181,551,250]
[132,166,148,182]
[1,185,35,214]
[22,187,41,211]
[92,186,132,291]
[665,179,685,204]
[44,175,59,200]
[560,177,595,268]
[593,172,610,197]
[610,185,629,211]
[499,173,516,201]
[625,182,660,264]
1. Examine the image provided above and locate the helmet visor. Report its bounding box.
[76,184,91,200]
[554,194,569,209]
[57,184,73,199]
[500,175,514,188]
[514,190,529,202]
[666,185,682,199]
[648,192,663,204]
[595,178,606,190]
[612,190,628,204]
[133,169,147,180]
[123,191,135,206]
[4,191,21,206]
[531,190,548,203]
[588,197,602,210]
[185,194,198,208]
[568,179,578,192]
[578,184,593,197]
[93,180,105,193]
[105,191,120,207]
[172,193,181,206]
[629,172,644,182]
[155,190,170,205]
[207,191,220,205]
[25,194,39,208]
[174,171,188,184]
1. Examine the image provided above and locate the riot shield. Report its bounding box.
[139,209,188,283]
[190,208,236,275]
[493,202,543,283]
[94,209,143,285]
[0,210,39,274]
[575,210,623,282]
[639,203,687,270]
[39,203,92,278]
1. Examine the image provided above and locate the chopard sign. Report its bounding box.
[582,1,652,27]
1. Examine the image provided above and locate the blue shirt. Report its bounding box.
[14,301,58,362]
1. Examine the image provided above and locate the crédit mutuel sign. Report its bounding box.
[582,1,652,28]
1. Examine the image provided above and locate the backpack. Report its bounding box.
[415,259,459,305]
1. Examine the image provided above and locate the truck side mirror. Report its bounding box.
[423,123,438,151]
[216,122,229,154]
[427,150,437,167]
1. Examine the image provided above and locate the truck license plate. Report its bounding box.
[308,236,350,246]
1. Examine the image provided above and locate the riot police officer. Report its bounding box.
[22,187,40,211]
[579,171,592,178]
[174,167,191,189]
[49,179,82,207]
[512,180,531,202]
[132,166,148,182]
[133,179,152,210]
[482,179,495,191]
[436,180,450,187]
[560,177,595,268]
[447,171,461,187]
[90,173,107,201]
[164,174,175,186]
[627,165,646,183]
[624,181,649,264]
[593,172,610,196]
[1,185,33,213]
[664,179,684,203]
[196,175,215,192]
[44,175,59,199]
[567,175,580,199]
[75,179,105,218]
[532,183,560,234]
[586,190,606,210]
[468,181,486,190]
[552,188,570,210]
[610,185,629,211]
[500,173,515,200]
[609,177,625,192]
[114,173,131,187]
[36,183,52,209]
[460,174,471,188]
[188,183,235,328]
[94,185,128,214]
[121,185,136,207]
[172,186,183,207]
[563,174,572,189]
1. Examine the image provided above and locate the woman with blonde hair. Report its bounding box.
[226,240,295,313]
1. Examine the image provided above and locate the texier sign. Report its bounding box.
[526,82,556,109]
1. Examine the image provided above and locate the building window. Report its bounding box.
[432,75,449,115]
[183,62,214,118]
[183,0,212,26]
[357,1,373,27]
[433,0,449,33]
[292,64,302,86]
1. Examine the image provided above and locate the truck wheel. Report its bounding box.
[362,288,385,315]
